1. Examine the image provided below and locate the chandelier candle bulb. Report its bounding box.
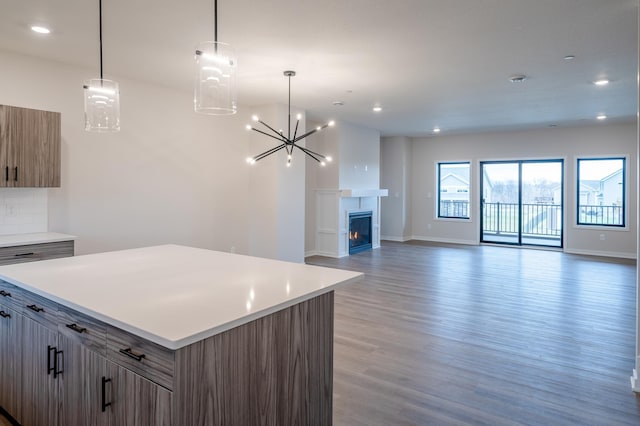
[31,26,51,34]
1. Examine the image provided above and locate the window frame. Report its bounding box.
[575,156,627,228]
[437,161,471,220]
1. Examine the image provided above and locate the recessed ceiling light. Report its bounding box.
[31,26,50,34]
[372,105,382,112]
[509,74,527,83]
[563,55,575,61]
[332,101,344,106]
[433,127,441,133]
[596,114,607,120]
[594,79,610,86]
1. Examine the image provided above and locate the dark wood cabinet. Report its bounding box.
[0,303,21,423]
[0,240,74,266]
[58,334,109,426]
[0,283,171,426]
[0,104,61,188]
[20,315,59,426]
[106,360,172,426]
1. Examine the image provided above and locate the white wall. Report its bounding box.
[304,122,322,255]
[0,49,251,256]
[338,121,381,190]
[248,104,306,263]
[307,120,340,191]
[380,123,637,258]
[380,136,412,241]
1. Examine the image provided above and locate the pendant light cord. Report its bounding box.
[99,0,104,80]
[288,74,291,140]
[214,0,218,43]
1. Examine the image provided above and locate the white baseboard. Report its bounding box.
[380,235,412,242]
[410,235,479,246]
[631,366,640,392]
[304,250,347,259]
[563,247,636,260]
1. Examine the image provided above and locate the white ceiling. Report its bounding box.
[0,0,637,136]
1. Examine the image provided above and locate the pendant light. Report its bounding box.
[83,0,120,132]
[194,0,237,115]
[246,71,333,167]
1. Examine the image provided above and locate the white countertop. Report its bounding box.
[0,245,362,350]
[0,232,76,247]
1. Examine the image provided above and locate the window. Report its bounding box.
[576,157,625,227]
[438,162,470,219]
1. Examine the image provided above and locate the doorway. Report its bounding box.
[481,160,563,247]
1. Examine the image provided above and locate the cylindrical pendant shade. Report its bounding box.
[194,41,237,115]
[83,79,120,132]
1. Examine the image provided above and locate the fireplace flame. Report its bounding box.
[349,231,359,240]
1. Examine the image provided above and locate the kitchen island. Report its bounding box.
[0,245,362,426]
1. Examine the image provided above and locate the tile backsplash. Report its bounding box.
[0,189,47,235]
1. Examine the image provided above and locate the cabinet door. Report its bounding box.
[20,316,59,426]
[106,360,172,426]
[0,305,21,421]
[0,106,8,188]
[59,334,110,426]
[4,105,61,187]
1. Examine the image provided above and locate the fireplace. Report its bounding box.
[348,211,372,254]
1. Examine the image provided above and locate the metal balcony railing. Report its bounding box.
[439,200,470,218]
[578,204,624,226]
[441,201,623,237]
[482,202,562,237]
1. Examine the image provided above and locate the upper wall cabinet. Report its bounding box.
[0,105,61,187]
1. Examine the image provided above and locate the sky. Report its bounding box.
[578,159,624,180]
[484,162,562,184]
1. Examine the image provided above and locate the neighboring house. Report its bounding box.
[440,172,469,202]
[578,180,600,206]
[600,169,623,206]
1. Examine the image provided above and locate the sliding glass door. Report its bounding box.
[481,160,563,247]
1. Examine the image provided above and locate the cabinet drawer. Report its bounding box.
[21,290,58,329]
[0,241,74,266]
[107,325,174,390]
[57,305,107,355]
[0,279,22,310]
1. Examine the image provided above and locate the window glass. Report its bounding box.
[577,158,625,226]
[438,162,470,219]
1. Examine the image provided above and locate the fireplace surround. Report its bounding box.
[313,189,387,258]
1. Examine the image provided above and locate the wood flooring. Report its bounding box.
[307,241,640,426]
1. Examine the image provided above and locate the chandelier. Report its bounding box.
[245,71,333,167]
